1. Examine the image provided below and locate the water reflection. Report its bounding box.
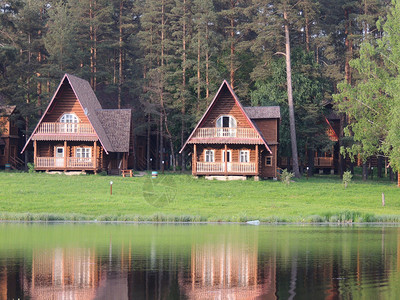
[0,224,400,299]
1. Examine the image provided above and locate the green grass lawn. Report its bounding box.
[0,170,399,222]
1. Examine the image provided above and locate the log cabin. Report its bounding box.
[22,74,131,174]
[180,80,280,179]
[0,105,24,169]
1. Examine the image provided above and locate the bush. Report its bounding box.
[27,163,35,174]
[343,171,353,188]
[280,169,294,185]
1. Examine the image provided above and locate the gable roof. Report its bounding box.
[0,105,16,117]
[179,80,274,154]
[244,106,280,119]
[96,109,131,152]
[22,74,131,153]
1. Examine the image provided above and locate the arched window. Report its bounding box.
[60,113,79,123]
[60,113,79,133]
[216,115,236,137]
[216,115,237,128]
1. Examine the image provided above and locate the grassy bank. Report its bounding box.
[0,171,399,223]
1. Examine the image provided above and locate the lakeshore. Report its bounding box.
[0,171,398,223]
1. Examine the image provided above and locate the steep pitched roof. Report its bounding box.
[22,74,131,153]
[244,106,280,119]
[96,109,131,152]
[180,80,274,154]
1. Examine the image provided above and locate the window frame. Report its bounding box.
[204,150,215,163]
[265,156,272,166]
[239,150,250,163]
[75,147,92,158]
[216,115,237,128]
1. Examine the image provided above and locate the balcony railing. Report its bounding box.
[36,157,95,169]
[36,122,95,135]
[196,162,256,174]
[193,128,259,139]
[314,157,334,167]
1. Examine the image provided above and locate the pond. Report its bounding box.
[1,223,400,299]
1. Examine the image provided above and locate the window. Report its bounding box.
[265,156,272,166]
[60,113,79,123]
[60,113,79,133]
[55,147,64,158]
[216,115,237,128]
[216,115,237,137]
[204,150,214,162]
[76,147,91,158]
[0,146,4,156]
[239,150,250,163]
[222,150,232,162]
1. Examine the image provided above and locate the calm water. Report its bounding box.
[1,223,400,299]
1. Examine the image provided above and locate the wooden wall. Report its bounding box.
[260,145,278,178]
[201,87,251,129]
[253,119,279,144]
[43,83,90,123]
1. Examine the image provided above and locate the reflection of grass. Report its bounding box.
[0,171,399,222]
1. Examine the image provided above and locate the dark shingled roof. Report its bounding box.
[0,105,16,116]
[96,109,131,152]
[243,106,281,119]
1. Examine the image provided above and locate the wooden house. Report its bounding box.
[180,80,280,179]
[22,74,131,174]
[0,105,24,169]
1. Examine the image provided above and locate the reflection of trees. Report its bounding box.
[2,226,400,299]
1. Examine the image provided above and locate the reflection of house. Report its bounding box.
[0,105,24,169]
[22,74,131,174]
[28,248,99,299]
[181,80,280,179]
[180,242,277,299]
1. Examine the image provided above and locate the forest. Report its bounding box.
[1,0,400,175]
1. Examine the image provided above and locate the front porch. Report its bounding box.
[195,162,257,175]
[35,157,98,170]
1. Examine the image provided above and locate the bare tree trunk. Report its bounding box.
[197,33,201,104]
[89,0,94,88]
[206,23,210,99]
[118,0,123,109]
[181,0,187,171]
[284,10,300,178]
[147,113,151,170]
[230,16,235,89]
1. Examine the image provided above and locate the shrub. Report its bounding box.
[27,163,35,174]
[343,171,353,188]
[280,169,294,185]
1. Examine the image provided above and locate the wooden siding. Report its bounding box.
[260,145,278,178]
[193,144,276,177]
[253,119,279,144]
[201,87,252,129]
[42,83,90,124]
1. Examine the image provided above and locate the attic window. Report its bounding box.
[60,113,78,133]
[216,115,237,137]
[60,113,78,123]
[216,115,237,128]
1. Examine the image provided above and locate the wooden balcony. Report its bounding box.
[193,128,259,139]
[314,157,334,168]
[36,122,96,135]
[35,157,96,170]
[196,162,256,175]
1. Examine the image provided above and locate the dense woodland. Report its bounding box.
[2,0,400,175]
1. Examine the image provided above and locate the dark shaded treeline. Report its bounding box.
[0,0,390,171]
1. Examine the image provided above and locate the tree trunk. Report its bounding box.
[307,148,314,177]
[377,155,383,178]
[146,113,151,170]
[362,162,368,181]
[181,0,187,172]
[118,0,123,109]
[284,10,300,178]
